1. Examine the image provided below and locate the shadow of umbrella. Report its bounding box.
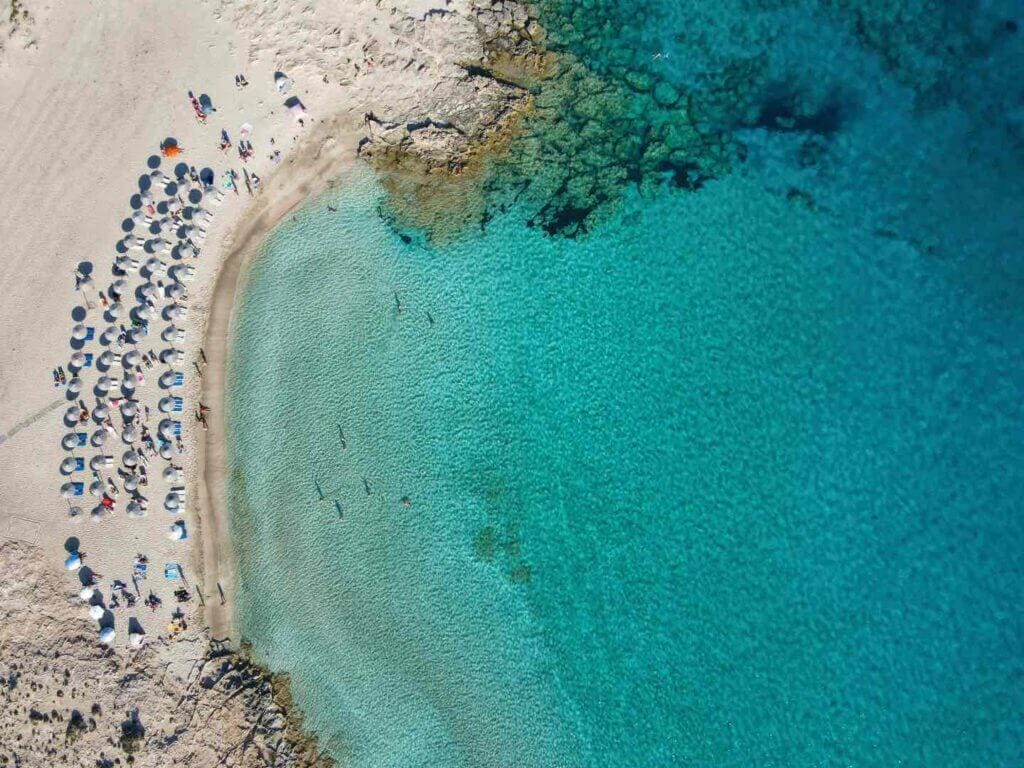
[138,174,151,192]
[129,193,142,210]
[188,188,203,204]
[199,167,214,188]
[64,537,80,553]
[71,306,87,322]
[174,161,189,179]
[78,567,95,587]
[121,218,134,232]
[146,154,161,169]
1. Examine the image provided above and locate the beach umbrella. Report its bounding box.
[67,377,83,394]
[68,505,83,522]
[163,466,181,482]
[123,349,142,368]
[158,418,175,438]
[161,325,178,342]
[79,587,94,601]
[150,169,169,184]
[121,400,138,418]
[160,348,181,365]
[93,403,109,421]
[122,425,138,444]
[98,350,115,367]
[164,494,180,511]
[71,324,88,340]
[107,302,123,319]
[159,371,179,388]
[89,480,103,496]
[100,326,119,345]
[168,304,186,319]
[135,304,154,321]
[139,283,158,300]
[127,501,145,518]
[145,257,166,275]
[158,396,175,413]
[60,457,78,474]
[168,521,186,540]
[167,283,186,301]
[62,433,79,450]
[129,632,145,648]
[60,482,79,499]
[91,429,107,447]
[178,242,199,259]
[90,505,106,522]
[110,279,128,297]
[70,351,86,369]
[123,450,139,467]
[152,237,172,254]
[64,405,80,423]
[98,627,116,645]
[89,604,105,621]
[127,325,148,344]
[89,455,109,471]
[124,474,139,492]
[120,374,136,396]
[96,376,112,392]
[159,442,173,460]
[64,552,81,570]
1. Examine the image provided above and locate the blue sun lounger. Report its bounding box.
[172,421,182,436]
[83,353,94,368]
[171,397,183,413]
[83,327,95,342]
[73,457,85,472]
[164,563,182,579]
[170,372,185,388]
[75,432,88,447]
[70,482,84,496]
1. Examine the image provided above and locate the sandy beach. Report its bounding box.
[0,0,531,763]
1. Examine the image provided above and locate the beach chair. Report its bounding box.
[75,432,88,447]
[73,457,85,472]
[171,372,185,389]
[83,327,95,342]
[171,397,183,413]
[172,421,182,437]
[83,353,94,368]
[70,482,84,497]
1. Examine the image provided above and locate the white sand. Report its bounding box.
[0,0,522,762]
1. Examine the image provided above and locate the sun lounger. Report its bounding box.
[69,482,84,497]
[170,372,185,388]
[83,327,95,341]
[164,563,182,580]
[75,432,88,447]
[171,397,183,412]
[73,457,85,472]
[172,421,182,436]
[83,353,94,368]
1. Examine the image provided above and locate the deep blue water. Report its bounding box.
[227,2,1024,765]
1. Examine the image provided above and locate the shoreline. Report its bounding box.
[195,115,366,641]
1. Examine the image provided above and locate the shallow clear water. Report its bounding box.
[228,2,1024,765]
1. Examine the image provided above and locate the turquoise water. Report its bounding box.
[227,2,1024,766]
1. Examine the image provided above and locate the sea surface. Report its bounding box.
[226,1,1024,765]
